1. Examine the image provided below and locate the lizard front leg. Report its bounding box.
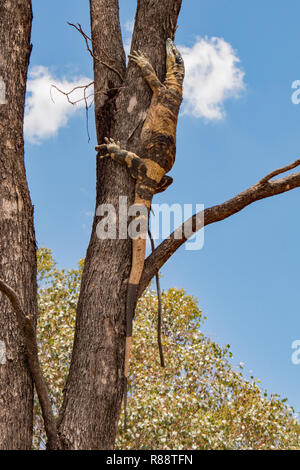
[129,50,163,93]
[96,137,147,181]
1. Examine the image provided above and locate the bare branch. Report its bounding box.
[51,82,94,142]
[50,82,94,106]
[50,82,126,142]
[67,22,124,81]
[138,162,300,297]
[0,279,59,450]
[50,83,126,107]
[259,158,300,183]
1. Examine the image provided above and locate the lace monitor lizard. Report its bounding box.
[95,38,185,425]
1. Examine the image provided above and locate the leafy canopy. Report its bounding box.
[34,248,300,450]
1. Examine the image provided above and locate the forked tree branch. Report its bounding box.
[51,82,95,141]
[0,280,59,450]
[259,158,300,183]
[138,160,300,297]
[50,82,95,107]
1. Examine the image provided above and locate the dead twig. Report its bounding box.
[50,82,94,106]
[50,83,126,142]
[51,82,94,142]
[67,22,124,81]
[0,279,59,450]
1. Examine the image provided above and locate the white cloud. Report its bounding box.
[124,19,134,34]
[181,37,245,120]
[124,38,132,57]
[24,66,93,144]
[24,37,244,144]
[121,31,245,119]
[123,19,134,57]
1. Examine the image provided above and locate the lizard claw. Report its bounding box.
[95,144,105,151]
[95,137,121,153]
[128,51,138,62]
[129,50,149,66]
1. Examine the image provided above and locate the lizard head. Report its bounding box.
[166,38,185,85]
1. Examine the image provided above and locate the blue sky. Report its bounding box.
[25,0,300,415]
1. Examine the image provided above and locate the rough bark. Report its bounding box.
[0,0,37,450]
[58,0,182,450]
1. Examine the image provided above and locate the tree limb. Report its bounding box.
[138,161,300,297]
[0,280,59,450]
[89,0,126,143]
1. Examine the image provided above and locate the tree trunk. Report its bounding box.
[58,0,182,450]
[0,0,37,450]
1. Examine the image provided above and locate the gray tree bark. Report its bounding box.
[0,0,37,450]
[57,0,182,450]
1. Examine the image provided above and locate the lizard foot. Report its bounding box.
[128,50,151,68]
[95,137,121,157]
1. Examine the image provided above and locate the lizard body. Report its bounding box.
[96,39,184,424]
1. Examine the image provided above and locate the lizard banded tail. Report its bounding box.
[124,199,149,430]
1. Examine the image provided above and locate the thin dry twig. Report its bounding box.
[50,82,126,142]
[67,22,124,81]
[50,82,94,106]
[51,82,94,142]
[0,279,59,450]
[50,83,125,107]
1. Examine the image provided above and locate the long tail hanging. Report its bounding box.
[148,227,165,368]
[123,232,165,430]
[124,282,137,431]
[123,208,155,430]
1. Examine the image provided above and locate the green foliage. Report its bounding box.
[34,248,300,450]
[34,248,83,449]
